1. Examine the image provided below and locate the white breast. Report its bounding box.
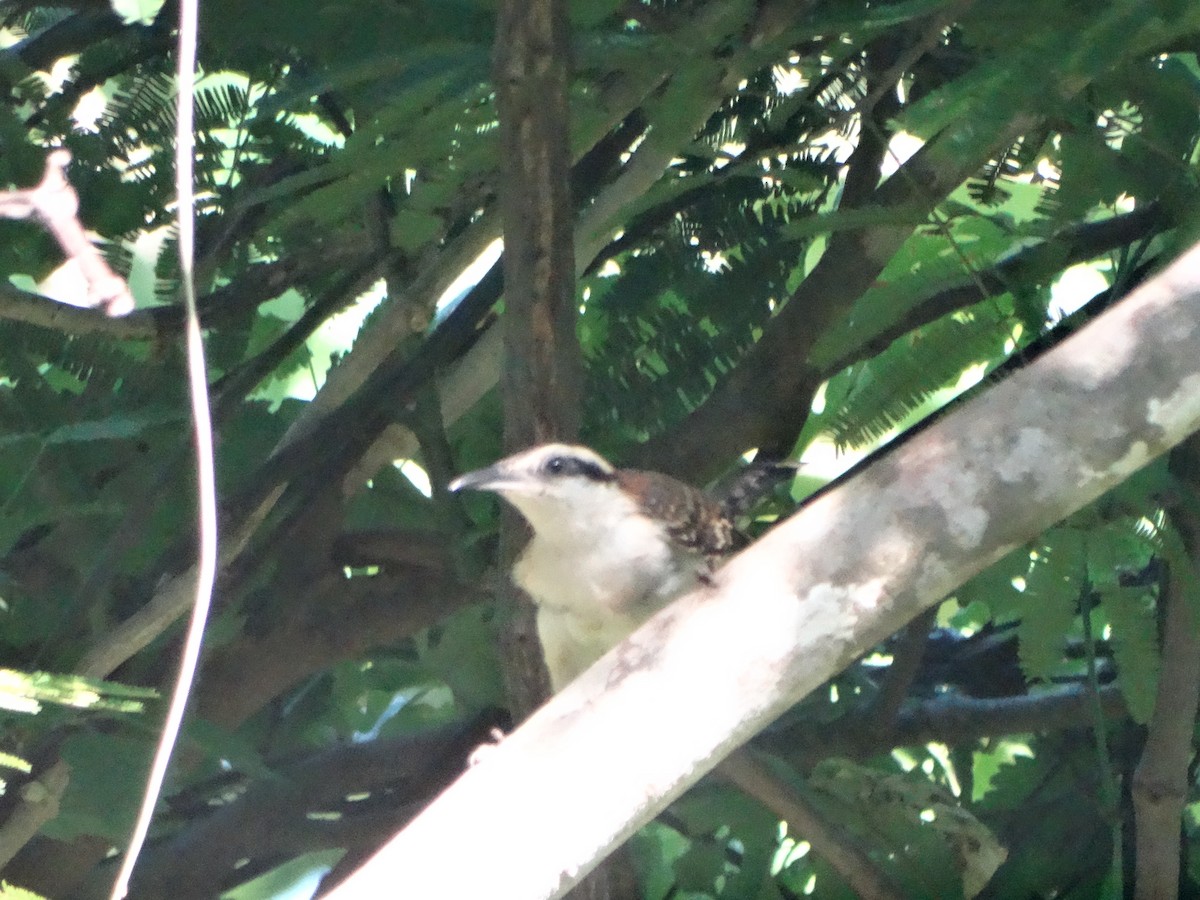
[507,485,701,688]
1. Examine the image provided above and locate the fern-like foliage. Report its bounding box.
[577,42,871,441]
[826,302,1017,450]
[955,509,1166,703]
[581,175,816,440]
[1095,583,1159,724]
[1015,534,1082,684]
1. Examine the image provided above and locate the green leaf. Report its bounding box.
[629,823,691,900]
[0,752,31,774]
[1015,533,1083,683]
[417,605,504,710]
[809,758,1005,898]
[954,545,1033,621]
[0,669,155,716]
[672,840,727,893]
[0,411,184,449]
[109,0,166,25]
[0,882,49,900]
[391,208,445,254]
[1096,585,1159,724]
[975,738,1115,896]
[47,732,152,841]
[185,719,276,781]
[219,849,344,900]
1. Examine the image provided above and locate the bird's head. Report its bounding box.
[449,444,624,538]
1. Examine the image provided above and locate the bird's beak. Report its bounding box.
[449,463,521,494]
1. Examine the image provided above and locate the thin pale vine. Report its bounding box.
[108,0,219,895]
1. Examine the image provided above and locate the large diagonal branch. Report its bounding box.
[328,240,1200,900]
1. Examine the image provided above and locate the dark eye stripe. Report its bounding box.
[543,455,613,482]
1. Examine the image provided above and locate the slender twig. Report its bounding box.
[108,0,219,895]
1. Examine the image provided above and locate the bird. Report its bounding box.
[449,443,739,690]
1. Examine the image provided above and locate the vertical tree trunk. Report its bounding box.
[1132,437,1200,900]
[493,0,580,712]
[493,0,580,719]
[493,5,636,897]
[494,0,581,451]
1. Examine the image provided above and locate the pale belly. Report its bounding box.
[536,605,650,689]
[514,536,701,689]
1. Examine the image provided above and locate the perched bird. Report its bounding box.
[449,443,739,689]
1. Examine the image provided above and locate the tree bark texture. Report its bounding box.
[494,0,581,451]
[492,0,580,718]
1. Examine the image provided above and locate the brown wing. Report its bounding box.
[615,469,742,560]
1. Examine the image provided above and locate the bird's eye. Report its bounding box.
[542,454,613,481]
